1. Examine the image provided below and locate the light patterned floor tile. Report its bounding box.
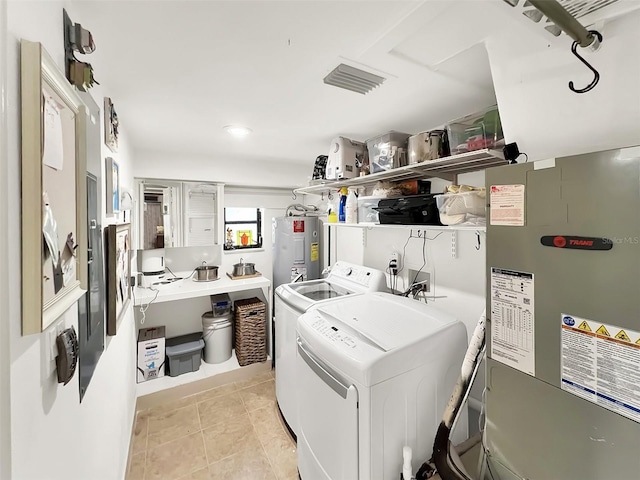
[198,392,247,429]
[147,404,201,449]
[262,429,298,480]
[177,466,211,480]
[131,412,149,455]
[146,432,207,480]
[238,379,276,412]
[147,396,197,418]
[234,371,273,390]
[208,448,277,480]
[193,383,238,404]
[248,405,286,443]
[126,451,146,480]
[202,413,262,464]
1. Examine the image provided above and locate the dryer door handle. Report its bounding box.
[297,338,350,399]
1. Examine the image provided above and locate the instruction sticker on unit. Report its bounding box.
[561,314,640,423]
[490,268,535,376]
[490,185,525,226]
[310,242,319,262]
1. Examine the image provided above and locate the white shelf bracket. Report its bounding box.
[451,231,458,259]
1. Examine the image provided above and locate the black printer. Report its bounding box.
[374,194,442,225]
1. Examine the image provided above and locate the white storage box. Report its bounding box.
[137,326,166,383]
[435,190,486,225]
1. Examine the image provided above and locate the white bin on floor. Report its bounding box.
[202,311,233,364]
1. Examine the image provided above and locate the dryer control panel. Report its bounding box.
[311,317,357,349]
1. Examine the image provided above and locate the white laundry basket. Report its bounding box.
[202,311,233,364]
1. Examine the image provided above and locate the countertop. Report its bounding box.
[133,271,271,306]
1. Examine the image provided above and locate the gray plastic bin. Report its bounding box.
[165,333,204,377]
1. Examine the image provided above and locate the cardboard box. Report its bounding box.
[137,326,166,383]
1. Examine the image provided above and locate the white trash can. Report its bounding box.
[202,311,233,364]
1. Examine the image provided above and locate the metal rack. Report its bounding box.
[294,148,506,196]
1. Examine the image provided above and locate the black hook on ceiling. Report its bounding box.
[569,30,603,94]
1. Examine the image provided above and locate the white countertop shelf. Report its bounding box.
[326,223,486,232]
[295,149,506,196]
[133,272,271,306]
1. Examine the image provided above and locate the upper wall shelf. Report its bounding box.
[294,148,506,196]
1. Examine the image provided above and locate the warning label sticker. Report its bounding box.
[490,185,525,226]
[561,314,640,423]
[578,321,592,332]
[310,243,319,262]
[490,268,535,376]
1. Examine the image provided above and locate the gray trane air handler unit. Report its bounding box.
[484,146,640,480]
[272,216,320,290]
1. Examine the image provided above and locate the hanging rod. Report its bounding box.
[528,0,601,49]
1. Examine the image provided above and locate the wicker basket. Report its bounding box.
[234,297,267,366]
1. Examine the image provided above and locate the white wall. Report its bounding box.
[0,0,12,477]
[486,8,640,160]
[134,149,311,189]
[6,2,136,479]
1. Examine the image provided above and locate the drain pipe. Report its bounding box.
[416,310,486,480]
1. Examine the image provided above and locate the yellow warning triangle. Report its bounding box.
[578,321,592,332]
[636,337,640,345]
[596,325,610,336]
[615,330,631,342]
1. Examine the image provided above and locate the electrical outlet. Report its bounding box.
[388,252,399,274]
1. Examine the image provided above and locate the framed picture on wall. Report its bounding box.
[105,157,120,215]
[105,223,131,335]
[20,40,88,334]
[104,97,118,152]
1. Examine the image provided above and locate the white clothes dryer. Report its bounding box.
[296,292,468,480]
[274,261,387,435]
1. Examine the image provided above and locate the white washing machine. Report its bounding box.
[274,261,387,435]
[296,292,468,480]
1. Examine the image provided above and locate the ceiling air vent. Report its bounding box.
[323,64,385,95]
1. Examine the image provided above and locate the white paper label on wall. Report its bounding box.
[490,268,535,376]
[561,314,640,423]
[490,185,525,226]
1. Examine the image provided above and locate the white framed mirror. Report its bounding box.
[135,178,224,251]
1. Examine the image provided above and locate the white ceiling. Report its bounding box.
[73,0,510,169]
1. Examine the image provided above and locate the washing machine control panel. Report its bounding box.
[311,317,357,349]
[329,265,375,288]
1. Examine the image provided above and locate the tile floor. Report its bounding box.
[127,370,298,480]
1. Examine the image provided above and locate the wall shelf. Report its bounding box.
[295,148,506,196]
[326,223,486,232]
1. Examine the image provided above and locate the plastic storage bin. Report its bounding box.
[357,196,383,224]
[435,190,487,225]
[165,333,204,377]
[366,131,411,173]
[446,107,503,155]
[210,293,232,317]
[202,311,233,364]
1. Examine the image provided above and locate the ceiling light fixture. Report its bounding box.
[223,125,252,137]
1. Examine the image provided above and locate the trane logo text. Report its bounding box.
[569,239,594,246]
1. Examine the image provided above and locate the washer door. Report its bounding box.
[297,338,359,480]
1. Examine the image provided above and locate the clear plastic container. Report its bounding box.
[435,190,486,225]
[366,131,411,173]
[357,196,383,224]
[210,293,232,317]
[446,107,504,155]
